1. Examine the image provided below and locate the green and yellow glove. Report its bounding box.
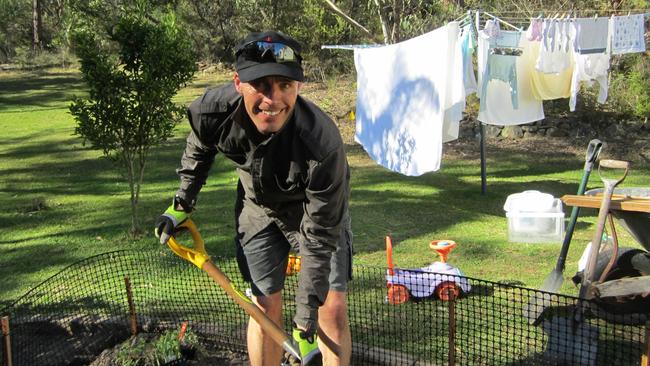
[154,196,191,245]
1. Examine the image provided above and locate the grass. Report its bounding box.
[1,66,649,307]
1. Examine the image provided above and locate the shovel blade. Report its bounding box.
[543,316,599,366]
[523,270,564,324]
[540,269,565,294]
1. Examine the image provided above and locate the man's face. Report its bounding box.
[234,73,302,135]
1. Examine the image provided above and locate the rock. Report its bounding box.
[459,127,476,139]
[547,127,568,137]
[501,125,524,139]
[604,123,625,139]
[483,125,502,138]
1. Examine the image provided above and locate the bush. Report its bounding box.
[608,52,650,121]
[69,7,196,235]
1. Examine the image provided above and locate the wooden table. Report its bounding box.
[561,194,650,213]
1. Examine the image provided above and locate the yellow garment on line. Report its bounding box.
[528,41,573,101]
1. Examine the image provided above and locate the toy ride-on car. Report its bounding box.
[385,236,471,305]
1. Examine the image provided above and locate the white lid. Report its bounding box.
[503,190,559,213]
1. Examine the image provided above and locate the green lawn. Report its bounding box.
[1,67,648,306]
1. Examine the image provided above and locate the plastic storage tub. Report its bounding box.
[503,190,565,243]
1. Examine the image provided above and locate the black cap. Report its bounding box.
[235,30,304,82]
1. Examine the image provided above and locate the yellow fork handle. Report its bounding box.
[166,219,301,361]
[167,219,209,269]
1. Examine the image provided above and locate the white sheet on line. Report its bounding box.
[354,23,460,176]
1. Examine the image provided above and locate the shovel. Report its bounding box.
[544,159,629,366]
[167,219,302,362]
[524,139,603,324]
[577,159,630,308]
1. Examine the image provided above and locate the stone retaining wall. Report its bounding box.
[459,116,650,141]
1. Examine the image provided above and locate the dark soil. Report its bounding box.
[89,333,250,366]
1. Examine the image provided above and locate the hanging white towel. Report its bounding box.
[354,23,460,176]
[610,14,646,55]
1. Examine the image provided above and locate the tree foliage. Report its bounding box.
[69,5,196,235]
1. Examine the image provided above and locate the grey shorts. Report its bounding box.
[240,222,353,297]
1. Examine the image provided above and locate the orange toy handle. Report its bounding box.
[386,236,395,276]
[429,240,457,263]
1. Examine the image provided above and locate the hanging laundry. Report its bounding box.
[570,52,610,111]
[479,30,522,111]
[573,17,609,54]
[527,23,573,100]
[443,23,477,143]
[483,18,501,38]
[527,18,543,41]
[535,18,572,74]
[461,24,478,96]
[354,22,460,176]
[610,14,646,54]
[477,29,544,126]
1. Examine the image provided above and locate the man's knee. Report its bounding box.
[319,291,348,325]
[253,292,283,319]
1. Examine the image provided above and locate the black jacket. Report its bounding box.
[175,83,350,325]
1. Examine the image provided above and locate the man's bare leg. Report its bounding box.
[248,291,284,366]
[317,290,351,365]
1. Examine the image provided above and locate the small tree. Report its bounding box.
[70,7,196,235]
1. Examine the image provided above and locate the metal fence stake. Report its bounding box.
[124,276,138,336]
[448,288,456,366]
[641,320,650,366]
[1,316,12,366]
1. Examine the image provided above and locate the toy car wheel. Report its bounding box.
[387,284,410,305]
[436,281,460,301]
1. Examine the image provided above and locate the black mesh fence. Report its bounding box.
[1,249,648,365]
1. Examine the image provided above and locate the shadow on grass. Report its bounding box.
[0,132,239,299]
[0,72,85,111]
[348,140,581,254]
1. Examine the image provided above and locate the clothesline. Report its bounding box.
[474,10,650,31]
[322,10,647,191]
[320,44,382,50]
[482,9,650,15]
[481,11,523,31]
[481,15,650,20]
[323,10,649,49]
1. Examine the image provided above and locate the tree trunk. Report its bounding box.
[321,0,383,43]
[390,0,402,43]
[374,0,391,44]
[32,0,42,51]
[123,149,141,237]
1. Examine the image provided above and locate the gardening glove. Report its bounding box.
[292,324,322,366]
[154,196,191,245]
